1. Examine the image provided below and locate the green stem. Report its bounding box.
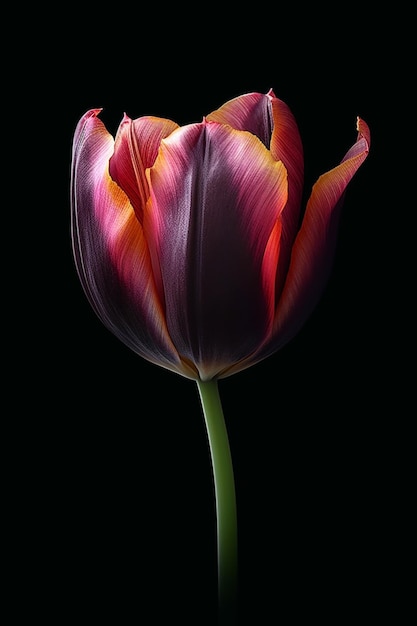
[196,379,238,625]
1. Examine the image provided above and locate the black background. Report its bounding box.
[11,4,414,625]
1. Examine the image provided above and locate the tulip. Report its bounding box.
[70,89,370,624]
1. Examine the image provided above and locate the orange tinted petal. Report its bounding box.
[71,109,195,378]
[272,116,371,349]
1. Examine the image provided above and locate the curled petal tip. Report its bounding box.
[78,108,103,123]
[356,116,371,147]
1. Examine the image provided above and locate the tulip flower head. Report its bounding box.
[71,89,370,382]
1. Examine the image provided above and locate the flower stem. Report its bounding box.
[196,379,238,625]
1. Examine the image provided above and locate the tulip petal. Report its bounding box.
[109,114,179,223]
[207,91,304,300]
[268,117,371,355]
[269,93,305,297]
[71,109,196,377]
[145,121,287,380]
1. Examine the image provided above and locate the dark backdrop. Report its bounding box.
[12,4,413,625]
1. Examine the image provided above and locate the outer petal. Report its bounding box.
[70,109,195,378]
[260,117,371,362]
[109,115,179,223]
[145,120,288,380]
